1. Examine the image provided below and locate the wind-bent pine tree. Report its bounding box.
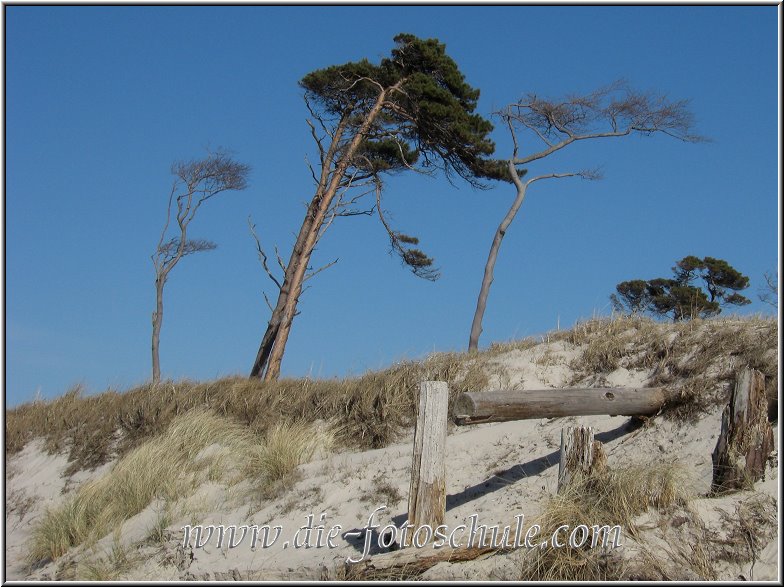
[151,150,250,385]
[611,255,751,321]
[468,81,706,351]
[249,33,507,381]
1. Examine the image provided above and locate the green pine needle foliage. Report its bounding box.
[299,33,509,185]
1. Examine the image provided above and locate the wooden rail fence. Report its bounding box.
[405,368,773,549]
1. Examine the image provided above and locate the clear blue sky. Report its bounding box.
[4,5,779,407]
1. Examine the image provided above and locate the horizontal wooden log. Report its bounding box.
[453,387,666,425]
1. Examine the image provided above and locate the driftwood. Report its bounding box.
[557,426,608,493]
[407,381,449,546]
[339,544,498,580]
[454,387,666,425]
[712,368,774,493]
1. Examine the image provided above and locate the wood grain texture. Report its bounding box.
[454,387,666,425]
[558,426,607,493]
[407,381,449,545]
[712,368,774,493]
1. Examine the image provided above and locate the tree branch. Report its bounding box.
[304,258,339,282]
[248,216,282,291]
[374,178,439,281]
[153,180,179,270]
[502,81,706,167]
[305,154,320,187]
[525,169,602,187]
[306,118,326,166]
[274,246,287,274]
[262,290,274,313]
[305,95,334,139]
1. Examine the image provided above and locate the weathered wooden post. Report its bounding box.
[712,368,774,494]
[407,381,449,547]
[557,425,607,493]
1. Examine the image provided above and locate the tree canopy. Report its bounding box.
[611,256,751,321]
[300,33,508,188]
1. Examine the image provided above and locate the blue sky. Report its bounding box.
[4,5,779,407]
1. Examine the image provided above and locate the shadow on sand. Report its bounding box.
[343,416,643,556]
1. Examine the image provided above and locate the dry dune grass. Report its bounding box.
[562,314,776,380]
[560,314,778,420]
[6,352,490,475]
[6,385,126,476]
[6,315,777,479]
[519,462,695,581]
[27,409,255,563]
[77,530,139,581]
[27,409,335,565]
[248,419,336,486]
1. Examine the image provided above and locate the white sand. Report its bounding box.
[5,338,780,581]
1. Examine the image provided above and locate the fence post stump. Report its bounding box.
[558,425,607,493]
[407,381,449,547]
[711,368,774,494]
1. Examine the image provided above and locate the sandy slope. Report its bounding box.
[4,335,780,581]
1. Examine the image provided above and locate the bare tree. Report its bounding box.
[151,150,250,384]
[468,81,706,351]
[758,270,778,309]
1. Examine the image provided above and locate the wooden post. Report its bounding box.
[407,381,449,547]
[454,387,666,425]
[557,426,607,493]
[711,368,774,494]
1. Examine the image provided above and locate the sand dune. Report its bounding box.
[4,316,779,581]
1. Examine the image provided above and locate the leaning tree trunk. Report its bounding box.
[262,97,390,382]
[468,161,528,352]
[250,85,396,380]
[248,110,351,379]
[248,229,309,378]
[259,210,321,381]
[151,279,164,385]
[263,285,302,382]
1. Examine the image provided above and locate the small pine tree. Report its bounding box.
[612,256,750,321]
[609,279,651,316]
